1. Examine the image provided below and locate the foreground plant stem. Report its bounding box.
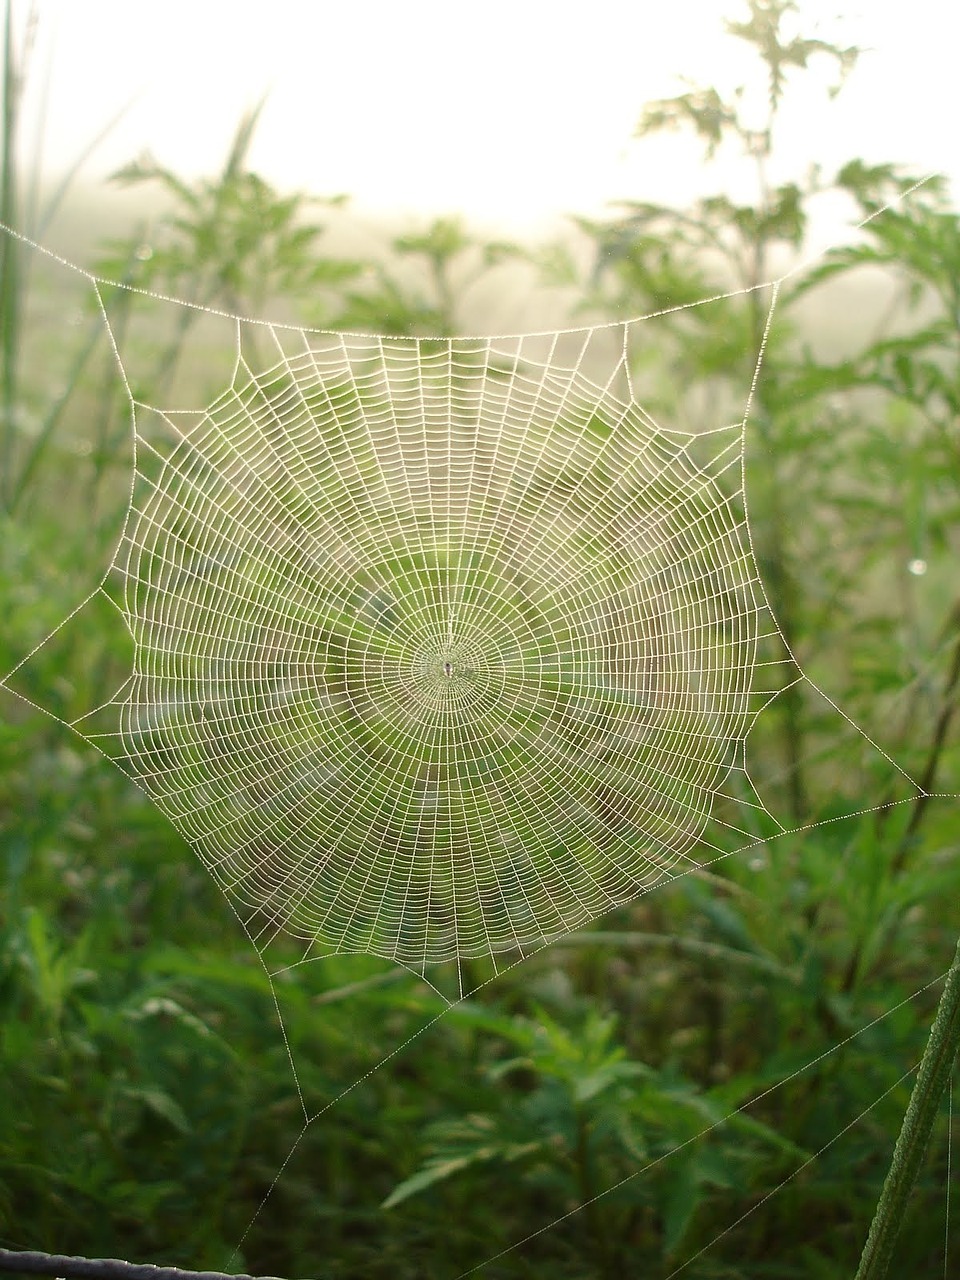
[855,933,960,1280]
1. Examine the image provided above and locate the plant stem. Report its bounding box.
[854,933,960,1280]
[891,620,960,876]
[575,1109,615,1280]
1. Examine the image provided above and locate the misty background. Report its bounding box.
[18,0,960,332]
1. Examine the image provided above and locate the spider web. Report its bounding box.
[72,311,794,984]
[0,211,952,1275]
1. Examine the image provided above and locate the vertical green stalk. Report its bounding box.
[0,0,20,510]
[892,622,960,875]
[855,934,960,1279]
[753,404,808,822]
[747,76,808,824]
[575,1107,615,1280]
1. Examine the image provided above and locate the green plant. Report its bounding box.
[383,1003,803,1275]
[572,1,862,825]
[332,214,521,336]
[99,100,360,389]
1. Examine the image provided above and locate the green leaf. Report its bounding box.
[382,1113,543,1210]
[382,1153,479,1209]
[573,1060,648,1106]
[125,1085,192,1134]
[661,1151,700,1256]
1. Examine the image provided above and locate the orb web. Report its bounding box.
[101,322,777,970]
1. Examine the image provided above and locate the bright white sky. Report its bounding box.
[18,0,960,237]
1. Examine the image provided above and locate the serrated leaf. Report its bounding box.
[573,1061,648,1105]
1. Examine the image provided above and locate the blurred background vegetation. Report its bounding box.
[1,1,959,1276]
